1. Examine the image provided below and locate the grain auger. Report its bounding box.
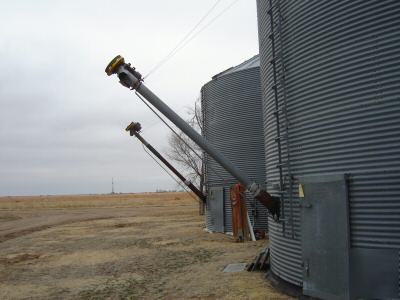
[105,55,280,220]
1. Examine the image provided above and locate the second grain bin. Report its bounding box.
[201,55,269,235]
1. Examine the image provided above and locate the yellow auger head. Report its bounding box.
[105,55,125,76]
[105,55,143,89]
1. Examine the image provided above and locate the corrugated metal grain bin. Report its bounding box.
[257,0,400,299]
[201,55,269,235]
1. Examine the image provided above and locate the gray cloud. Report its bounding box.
[0,0,258,196]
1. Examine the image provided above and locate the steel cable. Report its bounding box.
[141,144,200,203]
[144,0,240,79]
[135,91,227,182]
[144,0,223,79]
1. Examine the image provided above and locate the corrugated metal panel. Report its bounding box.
[202,56,268,233]
[257,0,400,288]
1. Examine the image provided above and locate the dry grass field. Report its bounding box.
[0,192,290,299]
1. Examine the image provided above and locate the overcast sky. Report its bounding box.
[0,0,259,196]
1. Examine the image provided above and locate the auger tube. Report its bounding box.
[126,122,206,203]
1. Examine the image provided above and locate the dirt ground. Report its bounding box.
[0,192,291,300]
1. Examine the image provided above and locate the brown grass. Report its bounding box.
[0,192,189,210]
[0,192,291,299]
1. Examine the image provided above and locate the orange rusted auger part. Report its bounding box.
[230,183,250,242]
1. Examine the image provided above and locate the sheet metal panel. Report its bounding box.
[202,56,268,234]
[207,186,224,232]
[300,175,350,300]
[257,0,400,289]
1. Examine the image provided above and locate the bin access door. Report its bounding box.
[208,186,224,233]
[299,174,350,300]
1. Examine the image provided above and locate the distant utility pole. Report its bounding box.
[111,177,115,194]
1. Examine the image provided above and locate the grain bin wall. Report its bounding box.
[201,55,269,234]
[257,0,400,299]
